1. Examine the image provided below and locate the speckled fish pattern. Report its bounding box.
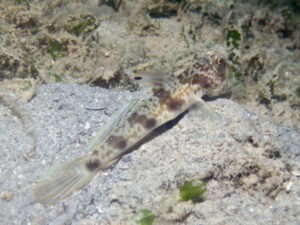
[34,51,227,205]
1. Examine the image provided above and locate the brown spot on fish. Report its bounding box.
[152,87,184,111]
[192,74,215,89]
[153,87,170,103]
[128,112,145,126]
[165,97,185,111]
[144,118,157,129]
[107,135,127,150]
[128,112,157,129]
[86,158,101,171]
[178,73,190,84]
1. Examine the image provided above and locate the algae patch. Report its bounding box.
[46,41,64,60]
[137,209,156,225]
[65,15,99,38]
[179,180,207,203]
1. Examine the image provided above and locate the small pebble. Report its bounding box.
[1,191,14,201]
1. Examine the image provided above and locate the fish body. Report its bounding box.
[34,51,227,204]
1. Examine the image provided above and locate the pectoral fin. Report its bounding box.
[189,98,221,120]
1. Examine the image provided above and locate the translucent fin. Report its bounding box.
[189,98,221,120]
[87,97,144,151]
[133,71,170,88]
[34,157,97,205]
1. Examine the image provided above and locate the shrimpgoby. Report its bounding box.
[34,51,227,205]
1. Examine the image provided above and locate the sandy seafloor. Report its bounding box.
[0,83,299,225]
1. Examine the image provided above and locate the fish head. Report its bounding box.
[178,51,228,96]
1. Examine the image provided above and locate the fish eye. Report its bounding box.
[216,57,224,65]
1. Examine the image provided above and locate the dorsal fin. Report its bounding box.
[132,70,172,88]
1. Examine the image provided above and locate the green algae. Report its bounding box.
[179,180,207,203]
[137,209,156,225]
[226,29,241,50]
[66,15,98,38]
[47,41,63,60]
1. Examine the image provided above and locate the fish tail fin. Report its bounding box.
[34,156,98,205]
